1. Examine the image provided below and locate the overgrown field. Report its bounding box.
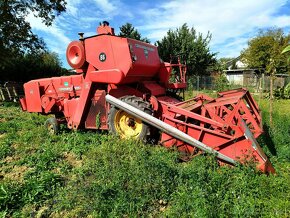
[0,99,289,217]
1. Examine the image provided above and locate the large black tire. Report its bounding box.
[166,90,184,101]
[45,117,59,135]
[108,95,152,141]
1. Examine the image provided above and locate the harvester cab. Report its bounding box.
[19,22,275,174]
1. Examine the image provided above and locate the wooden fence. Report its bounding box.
[0,82,24,102]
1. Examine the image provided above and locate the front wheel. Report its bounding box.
[45,117,59,135]
[108,96,152,141]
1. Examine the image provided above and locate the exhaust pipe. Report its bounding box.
[105,95,236,165]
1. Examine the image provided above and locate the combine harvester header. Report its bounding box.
[19,21,275,173]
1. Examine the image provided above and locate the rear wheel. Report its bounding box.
[108,96,152,141]
[45,117,59,135]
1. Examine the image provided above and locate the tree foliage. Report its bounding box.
[118,23,150,43]
[0,52,66,82]
[0,0,66,54]
[0,0,67,81]
[241,28,290,74]
[241,28,290,125]
[282,44,290,54]
[156,24,217,75]
[281,44,290,64]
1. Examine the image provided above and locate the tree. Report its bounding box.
[241,28,290,125]
[118,23,150,43]
[0,0,66,54]
[0,51,67,81]
[241,28,290,73]
[156,24,216,75]
[0,0,67,81]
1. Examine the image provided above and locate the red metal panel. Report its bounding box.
[85,90,107,130]
[166,83,187,89]
[23,81,42,112]
[68,79,93,130]
[166,104,225,128]
[141,81,166,96]
[88,69,125,84]
[108,85,143,99]
[84,35,161,84]
[19,97,27,111]
[157,96,180,105]
[85,36,117,72]
[158,63,171,85]
[63,98,78,121]
[126,38,161,78]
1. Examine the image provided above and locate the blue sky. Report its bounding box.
[27,0,290,68]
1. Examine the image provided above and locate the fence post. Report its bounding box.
[262,73,265,91]
[13,86,17,97]
[259,76,262,106]
[197,76,200,94]
[5,86,12,101]
[0,87,4,101]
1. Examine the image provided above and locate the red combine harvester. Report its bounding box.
[20,21,275,173]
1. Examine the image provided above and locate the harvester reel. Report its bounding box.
[108,96,152,141]
[45,117,59,135]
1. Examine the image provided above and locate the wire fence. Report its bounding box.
[186,74,290,93]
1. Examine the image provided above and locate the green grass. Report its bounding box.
[0,99,289,217]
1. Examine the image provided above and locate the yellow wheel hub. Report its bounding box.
[114,110,143,139]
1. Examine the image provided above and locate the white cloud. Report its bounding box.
[138,0,290,57]
[66,0,82,16]
[93,0,117,13]
[25,0,290,67]
[26,13,70,47]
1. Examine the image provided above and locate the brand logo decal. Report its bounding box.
[99,52,106,62]
[135,44,154,59]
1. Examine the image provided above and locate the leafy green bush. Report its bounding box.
[273,83,290,99]
[214,73,229,92]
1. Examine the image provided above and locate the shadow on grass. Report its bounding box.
[262,124,277,156]
[0,101,20,107]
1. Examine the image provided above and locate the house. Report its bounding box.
[222,57,264,88]
[223,68,262,87]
